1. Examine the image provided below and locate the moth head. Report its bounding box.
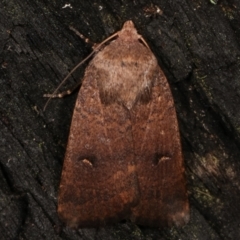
[122,20,135,29]
[118,20,140,42]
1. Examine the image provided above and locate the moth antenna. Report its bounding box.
[69,26,95,46]
[139,36,150,49]
[43,32,119,111]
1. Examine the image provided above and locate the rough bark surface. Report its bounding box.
[1,0,240,239]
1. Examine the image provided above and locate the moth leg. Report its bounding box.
[43,81,81,98]
[69,26,97,49]
[43,27,98,102]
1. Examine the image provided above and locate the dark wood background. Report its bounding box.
[1,0,240,239]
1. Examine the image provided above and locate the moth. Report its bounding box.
[56,20,189,228]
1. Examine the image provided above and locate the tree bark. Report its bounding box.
[1,0,240,239]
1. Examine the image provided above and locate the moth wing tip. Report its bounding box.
[171,205,190,227]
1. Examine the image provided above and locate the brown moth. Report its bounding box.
[57,20,189,228]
